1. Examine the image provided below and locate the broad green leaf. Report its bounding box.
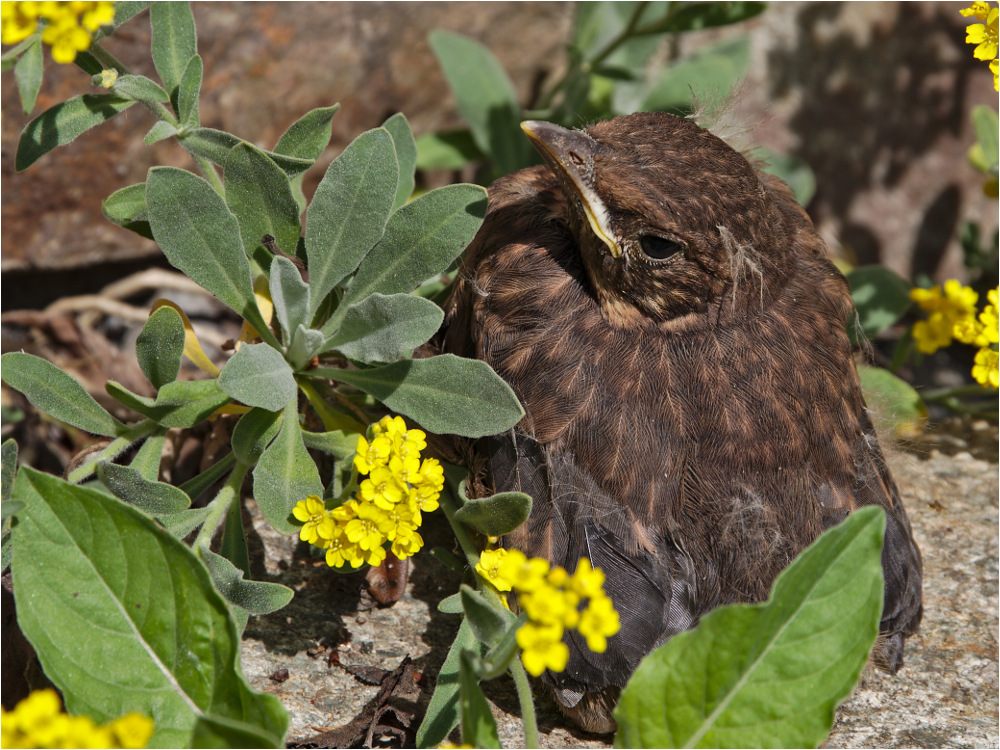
[454,486,531,536]
[217,343,297,412]
[314,354,522,438]
[111,74,170,103]
[130,432,166,481]
[202,549,294,615]
[268,256,311,340]
[273,104,340,160]
[136,305,186,389]
[613,506,886,749]
[1,352,124,437]
[382,113,418,210]
[637,1,765,34]
[324,293,444,363]
[414,130,482,170]
[417,618,487,748]
[177,53,203,130]
[481,612,528,680]
[146,166,273,339]
[16,94,135,171]
[339,184,487,313]
[304,128,398,319]
[847,265,912,342]
[106,378,231,429]
[179,127,314,178]
[437,592,463,614]
[300,429,359,459]
[459,650,501,749]
[428,30,530,174]
[14,36,42,114]
[224,142,301,260]
[285,326,326,371]
[144,119,179,145]
[253,402,323,534]
[103,182,153,239]
[639,37,750,114]
[11,468,288,748]
[857,365,927,438]
[96,460,191,515]
[150,1,196,112]
[460,585,509,645]
[158,506,212,539]
[108,1,151,34]
[232,408,282,465]
[192,713,285,749]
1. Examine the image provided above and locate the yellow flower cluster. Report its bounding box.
[476,549,621,677]
[1,1,114,63]
[961,2,999,91]
[292,415,444,568]
[911,282,999,388]
[1,689,154,749]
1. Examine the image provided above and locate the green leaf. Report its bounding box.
[304,128,399,319]
[757,147,817,207]
[96,460,191,515]
[103,182,153,239]
[428,30,530,174]
[971,105,999,172]
[192,713,286,748]
[314,354,522,438]
[232,408,282,465]
[417,618,487,748]
[14,36,42,115]
[178,453,237,503]
[285,326,326,371]
[159,506,212,539]
[253,402,323,534]
[638,37,750,114]
[217,343,297,412]
[339,184,488,312]
[324,293,444,363]
[414,129,482,170]
[846,265,912,342]
[222,493,251,579]
[1,352,125,437]
[613,506,886,749]
[300,429,359,459]
[16,94,136,171]
[180,127,314,178]
[110,74,170,103]
[144,119,179,145]
[638,1,766,34]
[108,1,151,34]
[460,585,510,645]
[224,142,301,260]
[150,1,197,112]
[2,439,18,505]
[130,432,166,481]
[454,486,531,536]
[437,592,463,614]
[106,378,231,429]
[269,256,311,340]
[11,468,288,748]
[202,549,294,615]
[481,612,527,680]
[177,53,203,130]
[459,650,501,749]
[136,304,186,389]
[274,104,340,160]
[382,113,418,210]
[146,166,273,340]
[857,365,927,438]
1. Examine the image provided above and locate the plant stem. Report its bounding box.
[89,42,179,126]
[437,477,482,572]
[297,377,367,434]
[509,658,540,748]
[194,461,250,551]
[193,154,226,195]
[65,419,158,484]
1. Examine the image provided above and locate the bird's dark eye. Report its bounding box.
[639,234,683,261]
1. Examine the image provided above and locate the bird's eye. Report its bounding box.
[639,234,683,261]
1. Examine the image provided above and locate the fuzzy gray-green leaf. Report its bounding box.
[454,488,531,536]
[274,104,340,161]
[253,403,323,534]
[382,112,418,210]
[96,460,191,515]
[16,94,135,171]
[217,343,297,413]
[224,142,301,260]
[14,36,42,115]
[136,305,185,389]
[324,293,443,363]
[150,1,196,112]
[269,255,311,340]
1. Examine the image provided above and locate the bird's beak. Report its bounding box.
[521,121,623,259]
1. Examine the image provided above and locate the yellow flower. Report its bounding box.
[344,502,394,551]
[476,548,514,591]
[390,528,424,559]
[108,713,155,750]
[972,346,999,388]
[0,689,153,749]
[577,594,621,652]
[1,1,41,45]
[498,548,550,592]
[910,281,980,354]
[517,621,569,677]
[961,2,1000,90]
[292,494,329,544]
[359,465,407,510]
[354,433,392,475]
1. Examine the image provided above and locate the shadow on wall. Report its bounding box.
[767,2,977,273]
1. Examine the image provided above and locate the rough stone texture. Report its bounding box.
[2,3,995,288]
[240,448,999,748]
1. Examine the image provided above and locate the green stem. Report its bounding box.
[438,479,482,572]
[193,154,226,195]
[65,419,159,484]
[194,461,251,551]
[509,658,540,748]
[297,377,367,434]
[88,42,179,126]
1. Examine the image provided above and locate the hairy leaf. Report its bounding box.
[253,403,323,534]
[217,343,297,413]
[16,94,135,170]
[324,293,443,363]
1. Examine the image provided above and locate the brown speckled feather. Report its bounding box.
[437,113,922,733]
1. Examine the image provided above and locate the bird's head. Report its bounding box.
[522,113,787,327]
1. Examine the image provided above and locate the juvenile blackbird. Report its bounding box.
[436,112,923,733]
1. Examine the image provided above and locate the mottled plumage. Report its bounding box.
[436,112,922,732]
